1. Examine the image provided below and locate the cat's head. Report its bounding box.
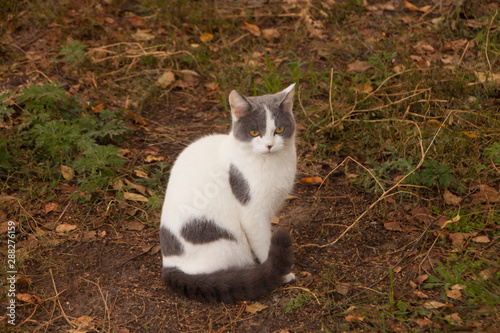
[228,84,296,155]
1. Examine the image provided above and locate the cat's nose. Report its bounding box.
[267,144,273,151]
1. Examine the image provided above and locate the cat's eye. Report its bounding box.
[275,127,285,134]
[249,130,260,137]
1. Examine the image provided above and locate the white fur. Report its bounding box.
[160,87,296,275]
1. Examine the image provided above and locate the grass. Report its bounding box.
[0,0,499,331]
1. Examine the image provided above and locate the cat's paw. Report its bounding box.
[282,272,296,284]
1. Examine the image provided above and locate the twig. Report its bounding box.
[49,269,75,328]
[114,240,160,269]
[485,10,498,73]
[81,278,111,332]
[329,68,335,125]
[303,112,452,249]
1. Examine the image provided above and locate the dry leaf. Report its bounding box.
[354,81,373,94]
[132,29,155,41]
[124,179,147,195]
[444,313,463,325]
[286,194,298,200]
[335,283,350,295]
[472,185,500,203]
[413,290,429,298]
[347,60,372,72]
[134,170,149,178]
[144,154,166,163]
[157,71,175,88]
[451,284,466,290]
[126,14,145,27]
[384,222,402,231]
[245,302,268,313]
[414,317,433,327]
[61,165,75,181]
[56,223,77,232]
[271,216,280,224]
[149,244,161,255]
[403,0,420,11]
[424,301,447,309]
[115,327,130,333]
[461,131,478,139]
[416,274,428,284]
[473,235,490,243]
[299,176,323,185]
[446,289,462,300]
[45,202,58,214]
[440,212,460,229]
[123,192,148,202]
[71,315,95,331]
[443,190,461,205]
[479,269,493,280]
[126,221,145,231]
[17,293,42,304]
[199,32,213,43]
[242,21,261,37]
[262,28,280,41]
[345,314,364,322]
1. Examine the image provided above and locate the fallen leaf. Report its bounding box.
[124,179,147,195]
[472,184,500,203]
[347,60,372,72]
[115,327,130,333]
[365,2,395,12]
[242,21,261,37]
[424,301,447,309]
[473,235,490,243]
[299,176,323,185]
[416,274,428,284]
[126,221,145,231]
[56,223,77,232]
[44,202,58,214]
[451,284,466,290]
[446,288,462,300]
[71,315,94,331]
[61,165,75,181]
[335,283,350,295]
[411,207,433,224]
[345,314,364,322]
[123,192,148,202]
[144,154,166,163]
[440,212,460,229]
[443,39,469,52]
[479,269,493,280]
[444,313,463,325]
[354,81,373,94]
[286,194,299,200]
[262,28,280,41]
[80,230,96,242]
[113,179,124,190]
[125,14,145,27]
[17,293,42,304]
[199,32,213,43]
[245,302,268,313]
[413,290,429,298]
[132,29,155,41]
[157,71,175,88]
[271,216,280,224]
[403,0,420,11]
[414,317,433,327]
[461,131,478,139]
[443,190,461,205]
[149,244,161,255]
[384,222,402,231]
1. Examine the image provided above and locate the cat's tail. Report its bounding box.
[161,229,294,303]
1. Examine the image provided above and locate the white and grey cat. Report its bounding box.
[160,84,297,303]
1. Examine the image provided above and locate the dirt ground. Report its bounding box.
[1,0,499,332]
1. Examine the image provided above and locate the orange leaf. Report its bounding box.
[242,21,261,37]
[299,176,323,185]
[45,202,58,214]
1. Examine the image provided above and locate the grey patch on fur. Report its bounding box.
[231,90,295,142]
[229,164,251,205]
[181,217,236,244]
[160,226,184,256]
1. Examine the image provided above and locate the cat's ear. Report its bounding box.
[229,90,251,121]
[278,83,296,113]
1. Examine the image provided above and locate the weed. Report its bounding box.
[484,142,500,164]
[285,293,311,313]
[0,83,131,200]
[59,40,88,67]
[0,92,15,122]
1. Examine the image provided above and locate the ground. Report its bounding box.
[0,0,499,332]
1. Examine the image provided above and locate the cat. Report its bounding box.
[159,84,297,303]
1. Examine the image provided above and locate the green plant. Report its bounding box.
[484,142,500,164]
[59,40,88,67]
[0,92,15,122]
[1,83,131,199]
[285,293,311,313]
